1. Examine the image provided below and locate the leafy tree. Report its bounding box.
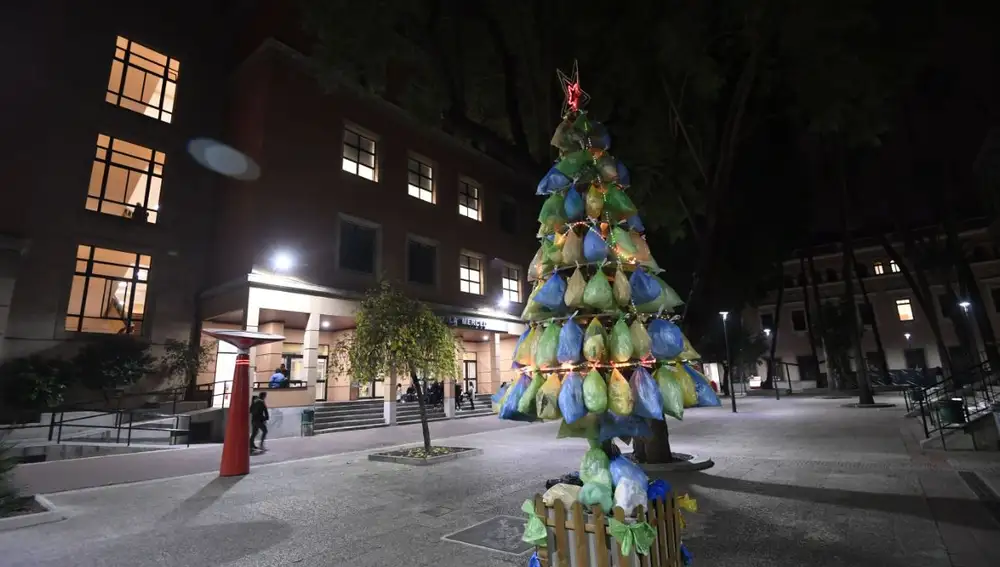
[697,319,769,392]
[72,335,156,394]
[0,433,18,514]
[158,338,212,390]
[0,355,73,416]
[332,281,460,452]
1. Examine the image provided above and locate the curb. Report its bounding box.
[0,495,66,532]
[639,454,714,473]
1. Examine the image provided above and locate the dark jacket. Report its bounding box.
[250,397,269,423]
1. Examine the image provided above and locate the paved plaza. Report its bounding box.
[2,395,999,567]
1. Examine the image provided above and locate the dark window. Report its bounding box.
[858,303,875,326]
[760,313,775,331]
[339,220,377,273]
[782,275,795,288]
[407,239,436,285]
[939,293,954,317]
[796,273,806,286]
[991,288,1000,313]
[855,263,869,278]
[499,199,517,234]
[972,245,987,262]
[825,268,839,282]
[796,355,819,381]
[904,348,927,370]
[791,310,807,331]
[865,351,885,374]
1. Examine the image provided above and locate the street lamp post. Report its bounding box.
[720,311,736,413]
[958,300,979,366]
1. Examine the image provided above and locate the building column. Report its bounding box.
[244,306,260,394]
[444,371,456,419]
[383,372,397,425]
[490,334,502,395]
[303,312,320,396]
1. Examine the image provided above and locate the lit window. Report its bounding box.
[407,158,434,203]
[896,298,914,321]
[66,245,150,334]
[458,180,481,220]
[105,36,179,123]
[502,266,520,303]
[459,253,482,295]
[890,260,901,273]
[873,261,884,275]
[342,129,376,180]
[86,134,164,223]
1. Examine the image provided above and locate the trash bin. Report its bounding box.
[939,398,966,425]
[301,408,315,437]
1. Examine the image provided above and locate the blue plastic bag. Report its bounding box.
[684,363,722,407]
[590,122,611,150]
[583,228,608,263]
[598,413,653,443]
[629,269,660,305]
[564,188,585,221]
[491,384,508,406]
[610,455,649,488]
[529,552,542,567]
[649,319,684,359]
[617,162,631,186]
[558,372,587,424]
[534,274,567,310]
[536,166,572,195]
[511,328,531,369]
[631,367,665,420]
[626,214,645,232]
[557,318,584,364]
[500,374,534,421]
[647,479,672,502]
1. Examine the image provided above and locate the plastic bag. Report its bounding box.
[654,365,684,420]
[540,237,562,267]
[516,326,540,366]
[685,363,722,407]
[527,247,551,282]
[609,319,633,363]
[518,371,546,415]
[614,477,647,516]
[551,119,585,152]
[617,162,631,186]
[586,184,604,218]
[555,150,593,178]
[647,479,671,502]
[631,366,664,420]
[610,455,649,488]
[536,166,572,195]
[583,227,608,263]
[562,229,584,266]
[604,186,637,221]
[665,364,698,407]
[583,272,614,310]
[648,319,684,360]
[578,482,614,513]
[558,412,599,440]
[558,372,587,424]
[629,231,653,262]
[499,374,533,421]
[630,319,651,359]
[521,284,551,321]
[579,447,613,488]
[536,373,563,420]
[564,188,585,221]
[583,368,608,413]
[596,154,618,182]
[583,318,608,362]
[598,412,652,443]
[557,318,584,364]
[679,335,701,361]
[534,274,566,311]
[492,383,510,414]
[511,327,531,367]
[534,323,562,368]
[607,368,634,416]
[658,277,685,311]
[629,269,660,305]
[612,269,631,306]
[589,122,611,150]
[543,483,582,509]
[564,268,586,308]
[538,192,566,234]
[626,213,644,232]
[611,227,637,261]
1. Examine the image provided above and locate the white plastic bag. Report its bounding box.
[613,477,647,516]
[543,483,582,509]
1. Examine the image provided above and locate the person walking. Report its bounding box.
[250,392,269,452]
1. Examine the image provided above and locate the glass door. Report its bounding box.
[315,358,328,401]
[463,359,478,395]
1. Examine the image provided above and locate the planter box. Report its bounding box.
[368,447,482,466]
[0,496,66,532]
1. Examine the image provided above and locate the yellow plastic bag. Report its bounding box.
[607,368,634,416]
[543,483,583,508]
[515,326,539,366]
[664,363,697,407]
[558,412,600,440]
[536,373,563,420]
[609,318,633,363]
[583,318,608,362]
[679,334,701,361]
[630,319,651,359]
[565,268,586,308]
[586,184,604,218]
[613,269,631,307]
[562,228,584,266]
[630,231,651,262]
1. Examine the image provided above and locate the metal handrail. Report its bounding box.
[912,360,998,446]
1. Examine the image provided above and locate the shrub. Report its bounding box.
[0,355,73,411]
[72,335,155,392]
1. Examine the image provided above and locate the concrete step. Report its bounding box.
[314,416,386,427]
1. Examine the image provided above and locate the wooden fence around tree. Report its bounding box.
[531,493,683,567]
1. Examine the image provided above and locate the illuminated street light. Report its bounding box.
[763,328,771,338]
[271,251,294,272]
[720,311,736,413]
[497,296,510,308]
[958,300,971,313]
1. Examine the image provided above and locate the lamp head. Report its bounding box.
[719,311,729,321]
[271,251,294,272]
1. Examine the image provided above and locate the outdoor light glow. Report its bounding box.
[497,296,510,308]
[959,300,971,310]
[719,311,729,321]
[271,251,294,272]
[764,328,771,337]
[321,320,331,329]
[904,332,911,340]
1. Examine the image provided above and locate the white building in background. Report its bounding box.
[744,225,1000,389]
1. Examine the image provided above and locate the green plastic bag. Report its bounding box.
[583,368,608,413]
[662,363,697,407]
[515,326,539,366]
[583,317,608,362]
[536,373,563,420]
[583,272,615,311]
[521,283,552,321]
[555,150,593,178]
[528,247,552,282]
[565,268,586,308]
[538,192,566,233]
[679,334,701,361]
[654,365,684,420]
[557,412,599,440]
[658,277,685,311]
[612,227,637,261]
[578,482,614,513]
[534,323,562,368]
[586,184,604,219]
[579,447,613,488]
[605,186,637,220]
[541,237,563,267]
[609,318,633,363]
[613,269,631,307]
[518,371,546,415]
[630,319,652,359]
[607,368,634,416]
[562,229,584,266]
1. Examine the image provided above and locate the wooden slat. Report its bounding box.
[571,502,590,567]
[670,497,682,567]
[657,497,673,567]
[535,495,551,567]
[593,506,611,567]
[554,500,571,567]
[636,505,653,567]
[612,507,628,566]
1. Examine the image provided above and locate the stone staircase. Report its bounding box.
[313,394,494,434]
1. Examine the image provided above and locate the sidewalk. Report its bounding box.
[12,415,527,495]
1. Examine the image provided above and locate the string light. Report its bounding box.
[516,357,695,375]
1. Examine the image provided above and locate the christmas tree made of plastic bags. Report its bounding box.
[495,63,721,518]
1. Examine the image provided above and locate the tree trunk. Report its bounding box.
[854,265,890,386]
[763,268,785,389]
[806,249,829,387]
[943,216,1000,372]
[410,368,432,452]
[799,255,821,383]
[839,163,875,405]
[635,419,673,464]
